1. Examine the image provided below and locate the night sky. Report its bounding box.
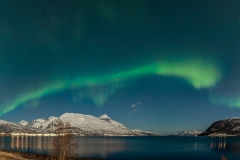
[1,0,240,134]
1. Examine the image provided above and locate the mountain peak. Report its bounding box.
[99,114,111,120]
[19,120,28,123]
[48,116,57,120]
[19,120,29,126]
[33,118,46,123]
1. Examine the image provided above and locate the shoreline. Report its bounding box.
[0,150,102,160]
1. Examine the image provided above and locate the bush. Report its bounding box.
[51,121,78,160]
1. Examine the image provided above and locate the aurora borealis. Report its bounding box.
[1,0,240,133]
[0,56,222,115]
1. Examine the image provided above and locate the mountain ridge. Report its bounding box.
[199,117,240,136]
[167,130,202,136]
[0,112,158,136]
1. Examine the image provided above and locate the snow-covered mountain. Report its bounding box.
[26,116,58,130]
[5,112,159,136]
[131,129,159,136]
[55,113,134,135]
[168,130,202,136]
[199,117,240,136]
[0,120,34,133]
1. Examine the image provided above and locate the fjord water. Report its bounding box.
[0,136,240,160]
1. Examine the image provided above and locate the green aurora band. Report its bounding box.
[0,57,222,115]
[210,95,240,108]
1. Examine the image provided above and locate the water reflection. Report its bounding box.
[75,137,125,159]
[194,142,197,149]
[10,136,53,151]
[4,136,125,158]
[210,137,226,149]
[1,136,4,148]
[1,136,240,159]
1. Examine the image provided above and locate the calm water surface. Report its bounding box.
[0,136,240,160]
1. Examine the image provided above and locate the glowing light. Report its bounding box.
[0,57,222,115]
[210,95,240,108]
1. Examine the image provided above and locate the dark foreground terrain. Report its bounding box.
[0,150,102,160]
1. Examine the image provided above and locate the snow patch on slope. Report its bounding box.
[19,120,29,126]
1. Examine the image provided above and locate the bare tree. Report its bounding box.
[51,121,78,160]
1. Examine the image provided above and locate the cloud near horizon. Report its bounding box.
[131,102,142,108]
